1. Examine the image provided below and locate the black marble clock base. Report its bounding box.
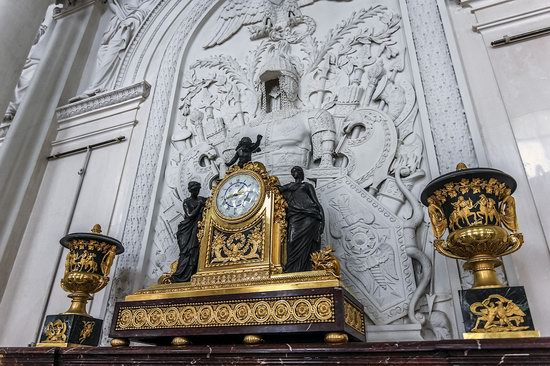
[109,286,366,345]
[36,314,103,347]
[459,286,540,339]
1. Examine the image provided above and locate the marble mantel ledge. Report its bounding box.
[1,338,550,365]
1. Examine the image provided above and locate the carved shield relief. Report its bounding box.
[317,176,416,324]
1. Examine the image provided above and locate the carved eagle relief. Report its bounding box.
[205,0,331,48]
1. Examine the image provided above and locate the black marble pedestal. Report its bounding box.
[110,287,365,345]
[36,314,103,347]
[459,286,539,339]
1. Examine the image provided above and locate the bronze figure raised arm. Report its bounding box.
[226,135,263,168]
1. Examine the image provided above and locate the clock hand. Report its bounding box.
[226,187,250,199]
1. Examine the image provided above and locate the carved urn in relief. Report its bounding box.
[420,164,523,289]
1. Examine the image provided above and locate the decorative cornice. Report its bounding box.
[459,0,514,13]
[53,0,96,19]
[56,81,151,121]
[472,5,550,32]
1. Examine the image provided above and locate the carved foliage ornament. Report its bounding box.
[151,0,428,329]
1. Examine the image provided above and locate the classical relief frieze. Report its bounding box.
[146,0,437,336]
[98,0,477,343]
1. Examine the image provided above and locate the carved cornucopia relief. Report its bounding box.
[148,0,438,334]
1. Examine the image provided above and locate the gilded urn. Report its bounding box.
[37,225,124,347]
[420,164,523,288]
[60,224,124,316]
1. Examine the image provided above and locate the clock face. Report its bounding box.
[216,173,261,219]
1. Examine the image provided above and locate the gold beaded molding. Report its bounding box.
[115,294,335,330]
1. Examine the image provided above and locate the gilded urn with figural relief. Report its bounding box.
[36,225,124,347]
[420,163,523,289]
[422,164,539,339]
[60,224,125,316]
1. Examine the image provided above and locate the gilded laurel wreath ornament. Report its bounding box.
[421,164,523,288]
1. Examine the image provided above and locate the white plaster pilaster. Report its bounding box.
[404,0,478,173]
[0,0,98,301]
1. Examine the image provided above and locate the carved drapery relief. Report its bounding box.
[1,5,55,138]
[70,0,156,103]
[144,0,441,334]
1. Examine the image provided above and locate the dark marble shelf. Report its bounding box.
[2,338,549,365]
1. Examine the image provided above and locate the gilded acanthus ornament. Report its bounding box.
[311,246,341,277]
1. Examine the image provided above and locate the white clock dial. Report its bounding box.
[216,173,261,218]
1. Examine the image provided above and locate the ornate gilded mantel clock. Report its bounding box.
[110,163,366,345]
[196,162,286,281]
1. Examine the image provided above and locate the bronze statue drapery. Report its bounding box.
[170,181,206,283]
[279,166,324,272]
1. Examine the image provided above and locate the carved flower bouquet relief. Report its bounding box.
[421,164,523,289]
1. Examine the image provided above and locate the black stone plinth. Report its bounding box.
[36,314,103,347]
[110,287,365,344]
[459,286,538,338]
